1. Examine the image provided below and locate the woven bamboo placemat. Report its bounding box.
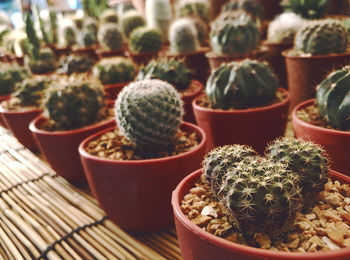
[0,127,182,260]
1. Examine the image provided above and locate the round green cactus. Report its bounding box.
[190,16,208,46]
[210,12,259,56]
[97,23,123,51]
[177,0,210,23]
[0,64,28,95]
[45,79,106,130]
[316,66,350,130]
[25,48,57,74]
[129,27,163,54]
[136,58,192,91]
[121,10,146,38]
[266,137,329,209]
[169,18,199,54]
[93,57,136,85]
[100,9,119,24]
[221,157,302,237]
[80,29,97,47]
[115,79,184,149]
[221,0,262,25]
[202,145,257,196]
[59,54,94,74]
[294,19,348,55]
[84,17,98,35]
[146,0,172,39]
[206,59,278,109]
[61,24,77,47]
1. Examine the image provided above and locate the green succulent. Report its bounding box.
[0,64,28,95]
[129,27,163,54]
[169,18,199,54]
[221,0,262,25]
[121,10,146,38]
[98,23,123,51]
[100,9,119,24]
[177,0,210,23]
[282,0,330,19]
[59,54,94,74]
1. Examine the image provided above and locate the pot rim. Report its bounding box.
[205,46,268,59]
[262,41,294,48]
[282,49,350,60]
[181,80,204,99]
[0,101,43,115]
[78,122,207,165]
[192,88,290,115]
[292,99,350,137]
[103,81,130,89]
[172,168,350,259]
[165,46,211,57]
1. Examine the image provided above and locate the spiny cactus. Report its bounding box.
[80,29,97,47]
[177,0,210,23]
[59,54,94,74]
[169,18,199,54]
[206,59,278,109]
[129,27,163,54]
[115,79,184,149]
[221,156,302,237]
[294,19,348,55]
[266,138,329,209]
[202,145,257,196]
[190,16,208,46]
[25,13,40,60]
[13,76,51,107]
[316,66,350,130]
[45,78,106,130]
[210,12,259,56]
[60,23,77,47]
[282,0,330,19]
[82,0,108,19]
[97,23,123,51]
[267,12,305,43]
[93,57,136,85]
[221,0,262,25]
[49,11,58,45]
[145,0,172,40]
[136,58,192,91]
[0,64,28,95]
[121,10,146,38]
[100,9,119,24]
[84,17,98,35]
[25,48,57,74]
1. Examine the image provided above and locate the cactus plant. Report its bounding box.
[0,64,28,95]
[266,137,329,208]
[221,0,262,25]
[190,16,208,46]
[136,58,192,91]
[282,0,330,19]
[97,23,123,51]
[45,78,106,130]
[121,10,146,38]
[169,18,199,54]
[315,66,350,130]
[49,11,58,45]
[145,0,172,40]
[80,29,97,47]
[59,54,94,74]
[129,27,163,54]
[100,9,119,24]
[206,59,278,109]
[60,23,78,47]
[294,19,348,55]
[177,0,210,23]
[267,12,305,43]
[25,48,57,74]
[115,79,184,149]
[93,57,137,85]
[210,13,259,56]
[84,17,98,35]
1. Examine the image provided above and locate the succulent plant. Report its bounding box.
[190,16,208,46]
[93,57,136,85]
[282,0,330,19]
[221,156,302,237]
[13,76,51,107]
[82,0,108,19]
[97,23,123,51]
[145,0,172,40]
[49,11,58,45]
[25,48,57,74]
[45,78,106,130]
[0,25,10,45]
[202,145,257,196]
[115,79,184,149]
[59,54,94,74]
[210,12,259,56]
[84,17,98,35]
[294,19,348,55]
[177,0,210,23]
[60,24,78,47]
[129,27,163,54]
[121,10,146,38]
[136,58,192,91]
[267,12,305,43]
[0,64,28,95]
[169,18,199,54]
[206,59,278,109]
[221,0,262,25]
[100,9,119,24]
[80,29,97,47]
[316,66,350,130]
[266,137,329,209]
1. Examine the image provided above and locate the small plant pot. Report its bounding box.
[182,80,204,124]
[15,56,24,66]
[29,115,115,184]
[51,46,71,58]
[95,47,126,59]
[126,51,159,66]
[0,95,11,128]
[292,99,350,175]
[103,82,129,101]
[193,88,290,154]
[78,122,207,232]
[0,102,42,151]
[282,50,350,111]
[172,168,350,260]
[72,46,98,61]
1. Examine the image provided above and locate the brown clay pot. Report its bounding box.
[181,80,204,124]
[72,46,98,61]
[51,46,71,58]
[283,50,350,111]
[103,82,129,101]
[292,99,350,175]
[95,46,127,60]
[126,51,159,67]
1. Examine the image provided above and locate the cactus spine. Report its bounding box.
[169,18,199,54]
[98,23,123,51]
[129,27,163,54]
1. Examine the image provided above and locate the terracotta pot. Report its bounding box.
[0,102,42,151]
[72,46,98,61]
[292,99,350,175]
[79,122,207,232]
[283,50,350,111]
[0,95,11,128]
[103,82,129,101]
[172,168,350,260]
[263,41,293,88]
[15,56,24,66]
[182,80,204,124]
[29,115,115,184]
[193,88,290,154]
[95,47,126,59]
[51,46,71,58]
[126,51,159,67]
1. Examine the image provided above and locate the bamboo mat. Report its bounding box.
[0,127,182,260]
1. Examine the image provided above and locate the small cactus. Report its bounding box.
[59,54,94,74]
[84,17,98,35]
[60,23,78,47]
[316,66,350,130]
[136,58,192,91]
[294,19,348,55]
[97,23,123,51]
[282,0,330,19]
[0,64,28,95]
[221,0,262,25]
[129,27,163,54]
[45,77,106,130]
[121,10,146,38]
[115,79,184,149]
[206,59,278,109]
[190,16,208,46]
[80,29,97,47]
[25,48,57,74]
[93,57,136,85]
[169,18,199,54]
[177,0,210,23]
[145,0,172,40]
[100,9,119,24]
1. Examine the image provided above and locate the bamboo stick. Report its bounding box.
[0,219,22,260]
[151,233,182,255]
